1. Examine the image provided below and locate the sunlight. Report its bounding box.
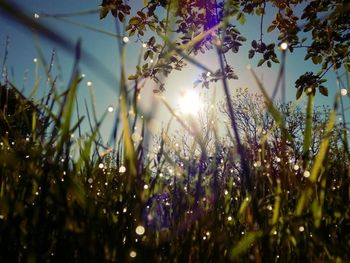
[178,89,202,115]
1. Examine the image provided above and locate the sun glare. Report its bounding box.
[178,89,201,115]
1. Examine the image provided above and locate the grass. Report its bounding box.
[0,3,350,262]
[1,68,349,262]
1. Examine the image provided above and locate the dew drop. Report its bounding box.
[254,161,261,168]
[135,225,145,235]
[340,88,348,96]
[131,133,141,142]
[303,170,310,178]
[280,42,288,50]
[107,105,114,112]
[129,251,137,258]
[119,165,126,173]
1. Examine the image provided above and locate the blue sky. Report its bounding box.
[1,0,348,143]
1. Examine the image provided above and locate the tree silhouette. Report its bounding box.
[100,0,350,97]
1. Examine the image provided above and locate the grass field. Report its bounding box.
[0,2,350,262]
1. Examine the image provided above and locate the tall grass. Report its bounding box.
[0,2,350,262]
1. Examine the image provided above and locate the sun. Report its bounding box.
[178,89,201,115]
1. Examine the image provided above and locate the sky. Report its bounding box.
[1,0,348,145]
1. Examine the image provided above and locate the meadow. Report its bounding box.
[0,1,350,262]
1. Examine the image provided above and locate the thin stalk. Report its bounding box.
[303,92,314,167]
[216,49,252,193]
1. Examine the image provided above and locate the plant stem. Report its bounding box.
[303,92,314,167]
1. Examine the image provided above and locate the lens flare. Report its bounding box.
[178,90,201,114]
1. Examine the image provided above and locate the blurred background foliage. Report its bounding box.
[0,0,350,262]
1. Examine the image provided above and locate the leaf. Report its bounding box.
[256,7,264,15]
[237,12,246,24]
[304,53,311,61]
[267,24,276,32]
[111,9,118,17]
[221,46,230,53]
[267,61,272,68]
[257,59,265,67]
[130,29,137,37]
[99,6,109,19]
[128,74,138,80]
[344,63,350,72]
[248,50,255,59]
[251,40,257,49]
[271,57,280,63]
[129,16,141,25]
[296,87,303,100]
[311,55,322,64]
[149,36,156,46]
[118,12,125,22]
[319,86,328,96]
[144,50,151,60]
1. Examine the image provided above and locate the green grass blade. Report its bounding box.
[230,231,262,260]
[309,103,337,183]
[249,68,293,143]
[296,96,338,217]
[119,44,137,182]
[303,93,314,166]
[271,179,281,225]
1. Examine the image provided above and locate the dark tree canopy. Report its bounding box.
[100,0,350,97]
